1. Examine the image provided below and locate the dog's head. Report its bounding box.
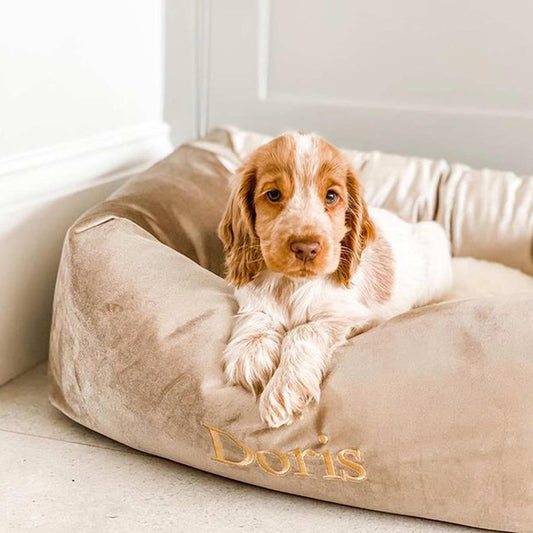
[218,132,374,287]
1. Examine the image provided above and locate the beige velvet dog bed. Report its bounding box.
[49,127,533,532]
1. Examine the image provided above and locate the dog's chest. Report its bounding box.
[267,277,347,328]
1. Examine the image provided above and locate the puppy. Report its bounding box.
[218,132,452,428]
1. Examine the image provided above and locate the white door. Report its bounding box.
[205,0,533,174]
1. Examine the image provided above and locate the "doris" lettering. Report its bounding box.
[203,424,367,482]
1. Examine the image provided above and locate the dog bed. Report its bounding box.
[49,127,533,532]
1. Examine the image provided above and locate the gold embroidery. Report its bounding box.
[203,424,254,467]
[319,448,342,480]
[337,449,367,482]
[256,449,291,475]
[288,448,315,477]
[203,424,367,482]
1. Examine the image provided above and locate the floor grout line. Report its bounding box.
[0,427,146,457]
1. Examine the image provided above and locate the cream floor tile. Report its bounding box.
[0,431,478,533]
[0,362,129,453]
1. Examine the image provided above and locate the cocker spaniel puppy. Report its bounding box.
[218,132,452,428]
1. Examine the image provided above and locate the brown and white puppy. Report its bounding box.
[219,132,451,428]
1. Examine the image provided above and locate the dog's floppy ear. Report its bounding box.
[335,165,375,287]
[218,157,265,287]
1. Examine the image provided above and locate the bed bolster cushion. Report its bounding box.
[49,127,533,532]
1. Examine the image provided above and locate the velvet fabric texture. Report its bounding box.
[49,128,533,532]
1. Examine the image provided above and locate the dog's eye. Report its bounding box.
[266,189,282,202]
[325,190,339,205]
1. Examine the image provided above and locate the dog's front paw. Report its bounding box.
[223,331,282,394]
[259,367,321,428]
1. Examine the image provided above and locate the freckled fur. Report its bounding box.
[357,236,394,305]
[219,132,452,428]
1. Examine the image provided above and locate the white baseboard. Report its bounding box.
[0,121,173,385]
[0,122,173,208]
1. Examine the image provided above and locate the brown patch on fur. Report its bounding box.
[219,132,375,287]
[218,153,265,287]
[360,236,395,306]
[249,333,268,343]
[334,167,375,287]
[271,277,297,304]
[218,135,299,286]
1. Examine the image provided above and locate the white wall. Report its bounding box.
[0,0,172,384]
[164,0,197,146]
[0,0,165,156]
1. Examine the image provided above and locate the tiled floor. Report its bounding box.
[0,363,480,532]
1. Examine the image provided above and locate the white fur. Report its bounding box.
[445,257,533,301]
[289,131,320,177]
[224,207,453,428]
[223,133,533,429]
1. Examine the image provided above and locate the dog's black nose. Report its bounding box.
[290,240,321,262]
